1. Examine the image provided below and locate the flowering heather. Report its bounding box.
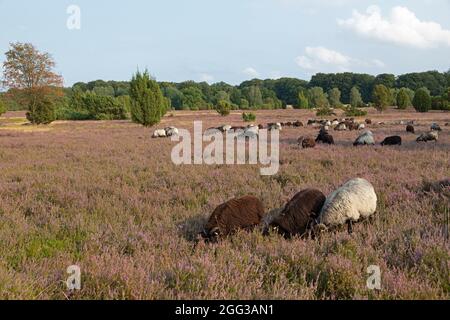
[0,108,449,300]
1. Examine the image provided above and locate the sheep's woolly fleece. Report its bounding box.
[318,178,377,227]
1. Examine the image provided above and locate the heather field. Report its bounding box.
[0,108,449,300]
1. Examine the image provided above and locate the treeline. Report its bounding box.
[1,70,450,119]
[68,70,450,111]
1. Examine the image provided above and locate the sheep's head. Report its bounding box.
[200,227,221,243]
[311,222,328,235]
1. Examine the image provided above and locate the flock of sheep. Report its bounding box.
[297,118,444,149]
[150,116,447,243]
[199,177,378,243]
[152,117,446,150]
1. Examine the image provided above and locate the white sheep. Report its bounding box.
[317,178,377,234]
[165,127,179,137]
[152,129,167,138]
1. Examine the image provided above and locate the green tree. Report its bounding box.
[2,42,64,124]
[130,70,166,126]
[389,88,399,106]
[372,84,390,113]
[350,87,363,108]
[162,86,184,110]
[242,86,263,108]
[413,88,432,113]
[214,90,230,104]
[240,98,249,110]
[328,88,342,108]
[26,96,56,124]
[181,87,206,110]
[215,100,231,116]
[308,87,329,109]
[375,73,396,88]
[297,90,309,109]
[396,88,412,109]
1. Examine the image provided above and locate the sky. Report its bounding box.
[0,0,449,86]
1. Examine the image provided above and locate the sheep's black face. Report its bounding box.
[200,227,221,243]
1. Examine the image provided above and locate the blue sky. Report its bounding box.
[1,0,449,86]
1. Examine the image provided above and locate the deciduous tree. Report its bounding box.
[2,42,63,124]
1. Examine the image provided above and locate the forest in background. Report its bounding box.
[1,70,450,121]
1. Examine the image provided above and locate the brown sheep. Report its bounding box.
[365,119,372,125]
[406,125,415,134]
[293,121,304,127]
[267,189,326,238]
[200,195,265,243]
[302,137,316,149]
[316,129,335,145]
[347,122,359,131]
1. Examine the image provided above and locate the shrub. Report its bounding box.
[413,88,431,113]
[316,107,334,117]
[242,112,256,122]
[82,93,128,120]
[345,106,367,117]
[26,96,56,124]
[215,100,231,116]
[130,70,166,126]
[0,98,6,116]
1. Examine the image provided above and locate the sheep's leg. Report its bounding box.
[347,220,353,235]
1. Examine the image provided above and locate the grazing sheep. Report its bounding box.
[316,129,335,145]
[230,126,246,132]
[219,125,232,132]
[417,131,438,143]
[406,125,415,134]
[317,178,377,234]
[347,122,359,131]
[258,124,264,130]
[431,123,442,131]
[381,136,402,146]
[335,123,347,131]
[268,123,282,131]
[301,137,316,149]
[445,123,449,127]
[331,120,340,126]
[422,178,450,193]
[286,122,293,127]
[365,119,372,125]
[152,129,167,138]
[267,189,326,238]
[307,119,316,126]
[358,123,366,130]
[200,195,265,243]
[293,121,304,127]
[354,131,375,146]
[165,127,179,137]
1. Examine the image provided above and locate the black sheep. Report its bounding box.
[381,136,402,146]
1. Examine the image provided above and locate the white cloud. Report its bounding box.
[199,73,214,83]
[338,6,450,48]
[243,67,260,78]
[295,46,384,72]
